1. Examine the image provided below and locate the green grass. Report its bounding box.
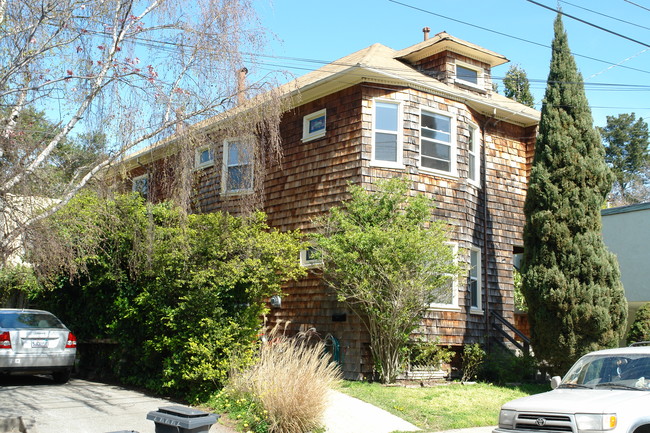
[338,381,550,432]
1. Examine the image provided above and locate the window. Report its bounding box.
[222,139,253,194]
[132,174,149,200]
[455,62,483,88]
[195,145,214,169]
[420,110,455,175]
[302,109,326,142]
[372,100,402,167]
[468,124,480,185]
[300,247,323,268]
[469,247,482,312]
[430,243,459,310]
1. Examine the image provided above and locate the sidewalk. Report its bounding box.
[210,389,497,433]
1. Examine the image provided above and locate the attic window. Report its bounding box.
[455,62,483,88]
[302,109,326,142]
[195,145,214,169]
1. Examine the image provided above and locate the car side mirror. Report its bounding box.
[550,376,562,389]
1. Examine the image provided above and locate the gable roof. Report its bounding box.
[124,33,539,165]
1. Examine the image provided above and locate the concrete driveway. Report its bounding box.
[0,376,222,433]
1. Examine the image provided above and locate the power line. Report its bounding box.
[559,0,650,31]
[387,0,650,75]
[624,0,650,13]
[524,0,650,48]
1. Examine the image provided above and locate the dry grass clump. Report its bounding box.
[227,323,342,433]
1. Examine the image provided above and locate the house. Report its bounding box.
[120,29,540,379]
[602,202,650,331]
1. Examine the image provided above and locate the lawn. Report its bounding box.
[338,381,550,432]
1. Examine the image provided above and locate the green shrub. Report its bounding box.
[627,302,650,345]
[222,324,341,433]
[404,338,454,370]
[461,343,486,382]
[35,192,306,400]
[481,348,538,384]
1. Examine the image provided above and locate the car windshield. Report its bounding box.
[561,353,650,390]
[0,312,65,329]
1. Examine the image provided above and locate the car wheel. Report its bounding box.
[52,369,71,384]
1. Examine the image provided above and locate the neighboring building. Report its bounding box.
[121,29,540,379]
[602,203,650,326]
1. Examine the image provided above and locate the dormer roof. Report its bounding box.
[394,31,509,67]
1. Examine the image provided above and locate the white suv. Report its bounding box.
[495,346,650,433]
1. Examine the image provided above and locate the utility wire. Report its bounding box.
[559,0,650,31]
[624,0,650,13]
[524,0,650,48]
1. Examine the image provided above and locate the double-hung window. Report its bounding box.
[132,174,149,200]
[469,247,482,313]
[195,145,214,169]
[222,139,253,194]
[430,243,459,310]
[420,110,455,175]
[372,100,402,167]
[468,124,480,185]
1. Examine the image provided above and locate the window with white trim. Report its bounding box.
[300,247,323,268]
[222,139,253,194]
[469,247,482,312]
[430,242,459,309]
[302,109,326,142]
[132,174,149,200]
[455,62,483,88]
[372,100,402,166]
[420,109,455,175]
[468,124,480,185]
[195,145,214,169]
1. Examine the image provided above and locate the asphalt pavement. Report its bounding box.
[0,376,497,433]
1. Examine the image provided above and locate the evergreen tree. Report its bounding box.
[521,13,627,374]
[503,64,535,108]
[597,113,650,205]
[627,303,650,345]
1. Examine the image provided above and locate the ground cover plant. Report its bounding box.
[339,381,549,432]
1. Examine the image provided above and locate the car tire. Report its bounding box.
[52,369,71,384]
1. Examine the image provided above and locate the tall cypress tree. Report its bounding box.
[521,13,627,374]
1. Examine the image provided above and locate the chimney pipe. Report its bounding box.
[237,67,248,105]
[423,27,430,41]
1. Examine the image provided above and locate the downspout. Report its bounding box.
[481,109,497,350]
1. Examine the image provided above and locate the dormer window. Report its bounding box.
[455,61,483,89]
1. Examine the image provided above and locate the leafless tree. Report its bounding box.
[0,0,284,265]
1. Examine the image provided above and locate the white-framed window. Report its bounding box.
[302,109,326,142]
[420,109,456,175]
[300,246,323,268]
[430,242,460,310]
[455,61,484,89]
[469,247,482,313]
[468,124,480,186]
[371,99,403,167]
[222,139,254,194]
[195,145,214,169]
[132,174,149,200]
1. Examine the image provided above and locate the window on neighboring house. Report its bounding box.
[420,110,455,175]
[430,243,459,310]
[132,174,149,200]
[468,124,480,185]
[302,109,326,142]
[222,139,254,194]
[455,62,482,88]
[372,100,402,166]
[195,145,214,169]
[469,247,482,313]
[300,246,323,268]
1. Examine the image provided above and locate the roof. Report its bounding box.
[602,202,650,217]
[124,33,540,166]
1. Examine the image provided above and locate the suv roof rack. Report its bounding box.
[629,341,650,347]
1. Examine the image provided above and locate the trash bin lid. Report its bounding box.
[157,406,210,418]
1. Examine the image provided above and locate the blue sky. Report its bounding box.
[255,0,650,128]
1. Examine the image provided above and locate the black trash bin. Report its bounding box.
[146,405,218,433]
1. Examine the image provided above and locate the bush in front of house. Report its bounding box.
[481,346,539,384]
[34,192,306,400]
[627,302,650,345]
[220,324,341,433]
